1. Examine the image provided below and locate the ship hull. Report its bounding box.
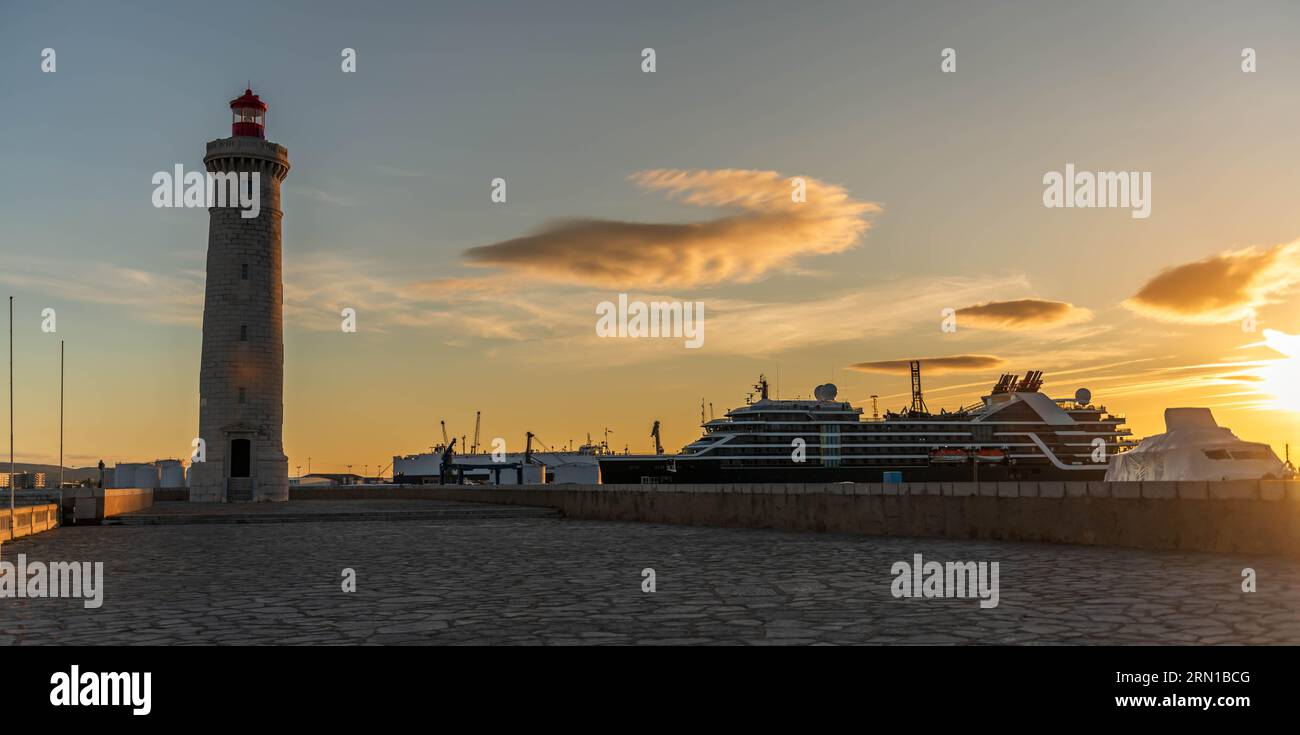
[597,457,1106,484]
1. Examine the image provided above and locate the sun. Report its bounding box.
[1255,330,1300,413]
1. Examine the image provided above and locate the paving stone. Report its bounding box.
[1,501,1296,645]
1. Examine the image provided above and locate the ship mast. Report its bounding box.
[909,361,928,415]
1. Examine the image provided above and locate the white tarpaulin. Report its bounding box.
[1105,407,1289,482]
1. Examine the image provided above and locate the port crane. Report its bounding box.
[471,411,481,455]
[651,420,664,455]
[440,431,539,485]
[438,437,457,483]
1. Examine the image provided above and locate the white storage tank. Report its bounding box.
[157,460,186,488]
[114,463,145,488]
[134,464,161,488]
[551,463,600,484]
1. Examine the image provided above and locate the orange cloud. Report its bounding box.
[0,256,203,326]
[956,298,1091,330]
[1124,240,1300,324]
[847,355,1006,375]
[406,276,515,300]
[462,169,879,289]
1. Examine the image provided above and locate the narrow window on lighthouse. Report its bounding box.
[240,325,248,341]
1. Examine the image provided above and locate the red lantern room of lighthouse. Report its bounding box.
[230,88,267,138]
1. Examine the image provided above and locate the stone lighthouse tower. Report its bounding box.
[190,88,291,503]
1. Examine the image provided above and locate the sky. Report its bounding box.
[3,0,1300,473]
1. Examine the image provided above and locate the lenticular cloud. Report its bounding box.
[1124,240,1300,324]
[847,355,1007,375]
[955,298,1092,331]
[463,168,879,289]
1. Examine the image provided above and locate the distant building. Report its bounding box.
[393,448,601,485]
[301,473,364,486]
[109,460,189,489]
[0,472,44,489]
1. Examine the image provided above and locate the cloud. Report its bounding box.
[286,257,560,338]
[1124,240,1300,324]
[956,298,1091,330]
[1261,328,1300,358]
[405,277,516,301]
[0,255,203,327]
[847,355,1006,375]
[463,169,879,289]
[0,252,567,341]
[701,274,1030,356]
[469,274,1037,369]
[1221,374,1264,383]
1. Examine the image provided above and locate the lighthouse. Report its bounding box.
[190,89,291,502]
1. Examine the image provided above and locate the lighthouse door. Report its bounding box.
[230,439,251,478]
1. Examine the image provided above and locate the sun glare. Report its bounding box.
[1256,329,1300,413]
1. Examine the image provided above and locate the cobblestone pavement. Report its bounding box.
[120,500,514,516]
[114,500,556,524]
[2,512,1297,645]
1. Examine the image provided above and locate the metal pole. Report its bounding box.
[9,296,15,533]
[59,340,64,492]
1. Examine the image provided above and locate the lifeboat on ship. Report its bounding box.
[929,447,969,463]
[974,447,1007,463]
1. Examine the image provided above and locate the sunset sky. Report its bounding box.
[3,1,1300,473]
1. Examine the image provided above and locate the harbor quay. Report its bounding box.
[1,495,1299,645]
[303,480,1300,556]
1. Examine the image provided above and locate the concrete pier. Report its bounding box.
[0,503,59,543]
[296,480,1300,556]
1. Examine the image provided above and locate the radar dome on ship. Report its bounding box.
[814,383,838,401]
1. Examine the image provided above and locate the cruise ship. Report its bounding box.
[598,366,1133,484]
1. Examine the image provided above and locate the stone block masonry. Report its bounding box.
[295,480,1300,556]
[189,130,291,503]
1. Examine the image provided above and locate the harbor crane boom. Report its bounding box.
[471,411,481,454]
